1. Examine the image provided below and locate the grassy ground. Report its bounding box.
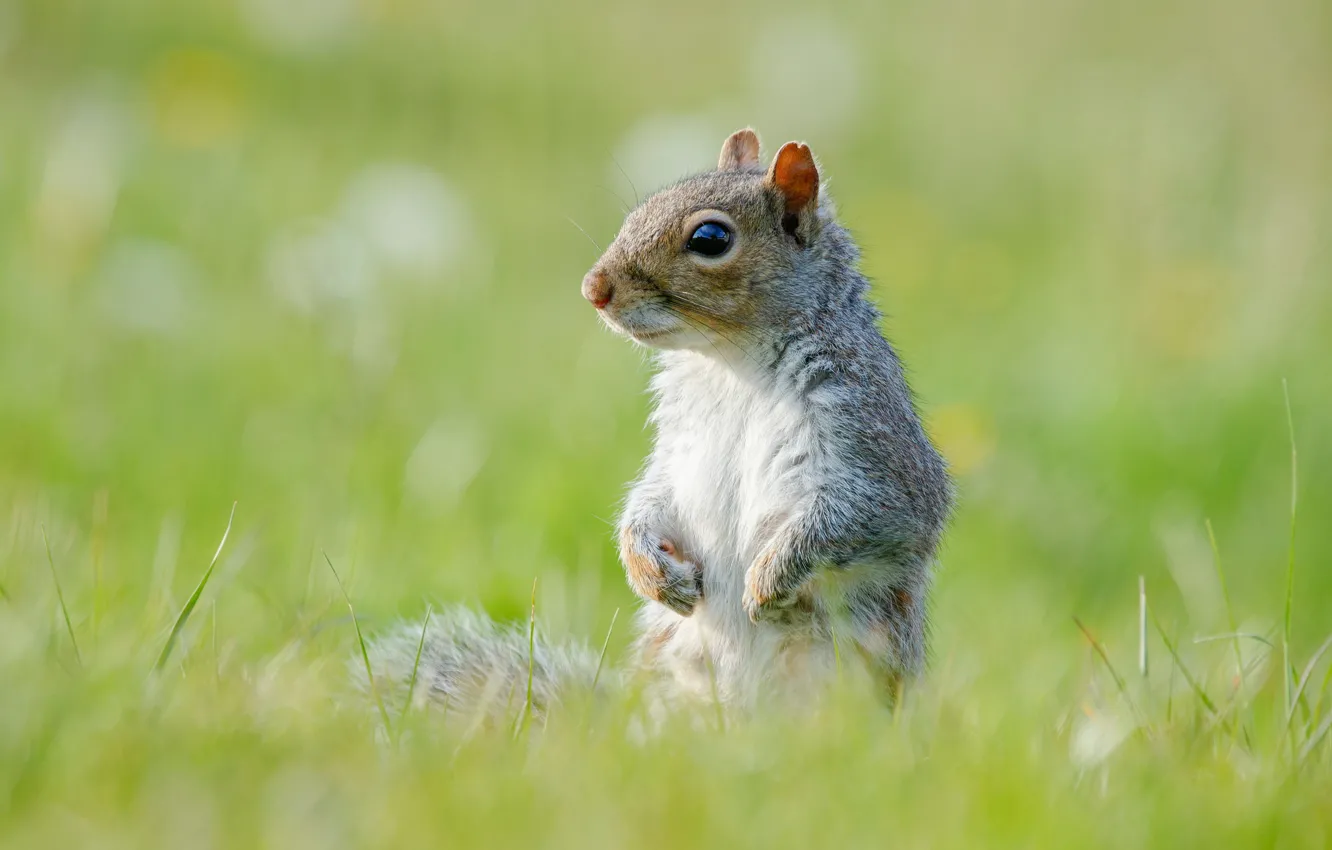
[3,0,1332,846]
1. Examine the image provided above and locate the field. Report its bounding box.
[3,0,1332,846]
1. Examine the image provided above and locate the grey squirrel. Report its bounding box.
[365,129,952,718]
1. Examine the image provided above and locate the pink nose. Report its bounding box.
[582,270,612,309]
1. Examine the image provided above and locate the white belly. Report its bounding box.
[646,356,831,705]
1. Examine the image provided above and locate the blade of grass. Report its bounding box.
[1293,682,1314,730]
[154,503,235,672]
[1074,616,1142,724]
[591,607,620,693]
[324,550,391,735]
[1166,623,1177,724]
[1151,610,1218,716]
[401,604,433,722]
[1282,378,1298,716]
[1313,657,1332,723]
[1138,576,1148,678]
[580,606,621,728]
[513,578,537,740]
[1205,520,1245,696]
[1297,711,1332,765]
[42,525,81,667]
[1193,633,1275,647]
[1204,640,1275,738]
[1286,633,1332,739]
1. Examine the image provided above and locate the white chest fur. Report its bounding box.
[643,353,835,706]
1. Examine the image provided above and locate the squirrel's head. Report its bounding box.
[582,128,841,353]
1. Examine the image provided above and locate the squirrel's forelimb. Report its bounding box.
[619,524,701,617]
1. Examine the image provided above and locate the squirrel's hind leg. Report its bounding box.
[844,579,927,707]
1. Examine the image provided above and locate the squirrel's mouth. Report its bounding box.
[599,310,682,346]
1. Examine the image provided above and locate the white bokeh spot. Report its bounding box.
[749,17,861,138]
[403,417,489,510]
[341,163,471,279]
[267,217,376,314]
[96,239,199,335]
[611,114,723,195]
[239,0,358,54]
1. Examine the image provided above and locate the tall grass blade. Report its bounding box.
[1166,623,1177,724]
[1314,660,1332,723]
[1073,616,1141,723]
[1205,519,1244,695]
[591,607,619,693]
[1286,633,1332,739]
[1152,611,1218,716]
[514,578,538,740]
[1282,378,1298,716]
[324,550,391,735]
[1298,711,1332,765]
[401,604,433,723]
[1193,633,1274,647]
[1138,576,1148,678]
[153,503,235,672]
[42,525,82,667]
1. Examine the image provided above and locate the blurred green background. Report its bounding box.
[2,0,1331,845]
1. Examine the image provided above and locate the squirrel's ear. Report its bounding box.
[718,128,761,171]
[766,142,819,217]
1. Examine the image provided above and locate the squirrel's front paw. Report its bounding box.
[743,555,806,624]
[619,528,702,616]
[743,586,788,624]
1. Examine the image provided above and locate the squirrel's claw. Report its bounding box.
[743,588,777,624]
[742,590,765,625]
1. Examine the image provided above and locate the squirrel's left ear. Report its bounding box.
[767,142,819,238]
[718,128,762,171]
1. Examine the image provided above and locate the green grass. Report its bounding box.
[2,0,1332,845]
[153,501,234,672]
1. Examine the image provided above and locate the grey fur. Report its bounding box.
[359,607,600,722]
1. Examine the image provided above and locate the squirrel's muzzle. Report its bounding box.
[582,269,613,310]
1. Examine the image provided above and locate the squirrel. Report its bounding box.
[365,128,952,720]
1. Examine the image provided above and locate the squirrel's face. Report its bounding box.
[582,129,822,352]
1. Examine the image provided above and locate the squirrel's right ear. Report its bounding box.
[767,142,820,240]
[718,128,761,171]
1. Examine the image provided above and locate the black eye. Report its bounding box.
[685,221,733,257]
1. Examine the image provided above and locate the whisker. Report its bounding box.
[659,299,770,374]
[660,290,737,324]
[670,304,757,357]
[597,185,631,215]
[565,217,603,254]
[611,155,640,207]
[661,294,767,368]
[662,306,743,373]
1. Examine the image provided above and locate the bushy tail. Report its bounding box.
[361,606,602,722]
